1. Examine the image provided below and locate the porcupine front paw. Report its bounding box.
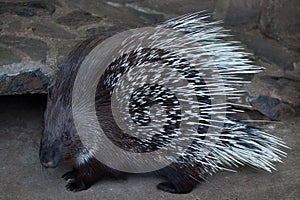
[62,169,90,192]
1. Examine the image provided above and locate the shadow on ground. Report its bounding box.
[0,95,299,199]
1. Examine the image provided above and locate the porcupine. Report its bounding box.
[39,12,287,194]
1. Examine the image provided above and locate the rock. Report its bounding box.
[0,20,3,32]
[0,68,53,95]
[0,46,22,65]
[233,31,299,71]
[29,22,76,39]
[0,35,49,62]
[123,0,214,18]
[247,76,300,120]
[213,0,261,29]
[86,24,131,38]
[56,10,102,28]
[248,96,299,120]
[106,0,136,3]
[258,76,300,105]
[223,0,261,30]
[68,0,162,27]
[0,1,55,17]
[259,0,300,52]
[213,0,230,21]
[7,21,22,33]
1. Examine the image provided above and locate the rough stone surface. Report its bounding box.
[0,35,49,62]
[29,22,76,39]
[248,96,298,120]
[124,0,214,19]
[233,30,299,71]
[0,46,22,65]
[0,20,3,32]
[1,95,299,199]
[0,69,51,95]
[85,24,132,38]
[7,21,22,32]
[259,0,300,53]
[69,0,165,26]
[0,1,56,17]
[222,0,261,30]
[246,75,300,120]
[0,0,299,118]
[56,10,103,28]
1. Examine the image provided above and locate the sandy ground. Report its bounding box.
[0,95,299,200]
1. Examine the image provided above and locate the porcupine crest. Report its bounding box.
[71,12,287,175]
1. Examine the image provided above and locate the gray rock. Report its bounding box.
[246,75,300,120]
[233,31,299,71]
[106,0,136,3]
[0,46,22,65]
[0,1,55,17]
[0,35,49,62]
[29,22,76,39]
[68,0,160,27]
[259,0,300,52]
[0,68,53,95]
[0,20,3,32]
[56,10,102,28]
[123,0,214,18]
[86,24,131,38]
[224,0,261,30]
[7,21,22,32]
[259,76,300,105]
[248,96,299,120]
[213,0,230,20]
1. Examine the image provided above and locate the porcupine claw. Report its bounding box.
[62,169,90,192]
[66,178,89,192]
[62,168,76,180]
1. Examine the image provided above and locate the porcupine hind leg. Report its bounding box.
[62,156,124,192]
[157,163,205,194]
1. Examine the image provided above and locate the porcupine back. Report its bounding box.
[88,12,287,175]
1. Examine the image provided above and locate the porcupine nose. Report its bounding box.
[39,147,61,168]
[41,160,56,168]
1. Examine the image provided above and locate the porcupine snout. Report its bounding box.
[39,139,63,168]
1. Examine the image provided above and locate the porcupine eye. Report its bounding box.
[62,131,72,146]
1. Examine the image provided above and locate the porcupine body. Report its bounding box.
[39,12,287,193]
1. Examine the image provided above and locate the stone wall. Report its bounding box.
[0,0,299,119]
[213,0,300,120]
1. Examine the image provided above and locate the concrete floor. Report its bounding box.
[0,95,299,200]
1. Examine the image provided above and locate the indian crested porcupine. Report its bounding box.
[39,12,287,194]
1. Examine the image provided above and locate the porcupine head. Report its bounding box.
[39,84,79,168]
[38,36,99,168]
